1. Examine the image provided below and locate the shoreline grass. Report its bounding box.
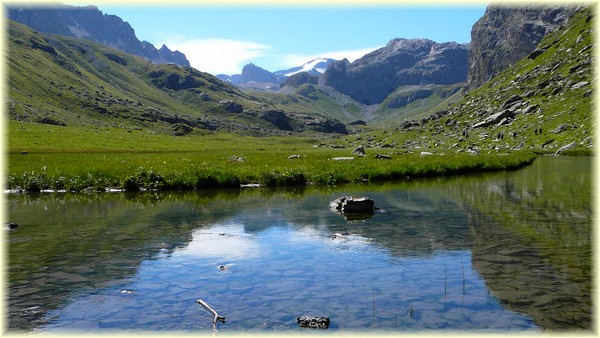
[6,121,539,192]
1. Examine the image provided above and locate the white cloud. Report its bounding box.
[161,37,270,75]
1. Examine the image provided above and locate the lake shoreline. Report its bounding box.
[6,150,544,193]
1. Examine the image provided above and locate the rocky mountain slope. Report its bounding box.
[8,4,190,66]
[345,6,592,155]
[322,38,469,105]
[241,39,470,127]
[468,5,577,89]
[7,4,591,149]
[6,20,348,136]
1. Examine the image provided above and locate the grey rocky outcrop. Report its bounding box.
[468,5,577,89]
[353,145,366,157]
[472,110,516,128]
[555,142,577,155]
[258,110,292,131]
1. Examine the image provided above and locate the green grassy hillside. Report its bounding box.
[248,82,465,129]
[6,20,347,137]
[340,7,594,155]
[5,7,592,192]
[248,84,368,124]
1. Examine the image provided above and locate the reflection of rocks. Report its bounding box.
[470,209,591,330]
[455,157,592,330]
[338,213,374,222]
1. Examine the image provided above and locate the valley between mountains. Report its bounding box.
[5,4,593,192]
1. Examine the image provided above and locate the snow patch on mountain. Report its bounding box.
[277,58,336,77]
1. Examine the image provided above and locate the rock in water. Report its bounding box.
[330,196,375,214]
[297,316,330,329]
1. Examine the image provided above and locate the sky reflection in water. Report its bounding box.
[41,221,537,333]
[8,157,589,333]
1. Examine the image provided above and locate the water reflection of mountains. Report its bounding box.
[452,157,592,331]
[7,157,591,331]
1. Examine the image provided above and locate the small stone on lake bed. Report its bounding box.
[297,316,330,329]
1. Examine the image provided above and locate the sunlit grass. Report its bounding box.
[7,121,537,192]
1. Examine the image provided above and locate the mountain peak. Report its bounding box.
[241,63,276,83]
[8,4,190,67]
[323,38,469,105]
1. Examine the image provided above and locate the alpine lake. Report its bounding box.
[5,156,592,334]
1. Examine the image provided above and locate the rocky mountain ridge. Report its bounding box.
[8,4,190,67]
[322,38,470,105]
[6,4,591,150]
[369,6,593,155]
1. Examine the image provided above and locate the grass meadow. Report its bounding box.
[7,121,537,192]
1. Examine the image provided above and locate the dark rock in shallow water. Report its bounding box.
[297,316,330,329]
[330,196,375,214]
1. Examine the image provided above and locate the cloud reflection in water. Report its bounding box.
[176,223,262,260]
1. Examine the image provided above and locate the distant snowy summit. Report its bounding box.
[275,58,336,77]
[217,58,336,89]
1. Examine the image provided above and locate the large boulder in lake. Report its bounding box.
[329,196,375,214]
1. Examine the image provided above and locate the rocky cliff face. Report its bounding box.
[8,4,190,67]
[322,38,469,105]
[468,5,577,90]
[391,6,593,154]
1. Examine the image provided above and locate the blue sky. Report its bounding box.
[98,5,487,75]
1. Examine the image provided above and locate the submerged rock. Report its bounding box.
[297,316,330,329]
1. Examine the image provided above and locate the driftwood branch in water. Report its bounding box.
[197,299,226,330]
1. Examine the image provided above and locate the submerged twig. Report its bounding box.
[197,298,226,332]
